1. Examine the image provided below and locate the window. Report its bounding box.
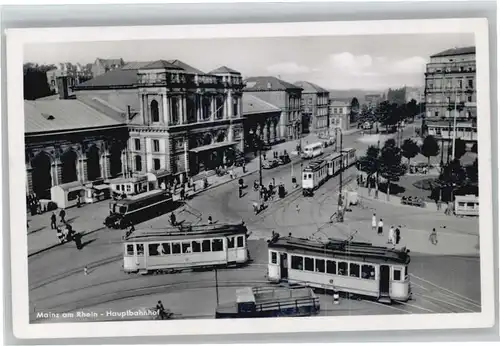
[161,243,171,255]
[232,97,238,117]
[151,100,160,122]
[393,269,402,281]
[134,139,141,151]
[350,263,360,278]
[291,255,303,270]
[338,262,348,276]
[468,95,472,102]
[126,185,131,192]
[326,260,336,274]
[136,244,144,255]
[182,242,191,253]
[434,111,439,117]
[192,241,201,253]
[172,242,181,254]
[468,79,474,88]
[271,251,277,264]
[458,80,462,89]
[148,244,159,256]
[304,257,314,271]
[237,236,244,248]
[202,240,211,252]
[315,259,325,273]
[361,264,375,280]
[153,139,160,152]
[135,155,142,172]
[227,237,235,249]
[212,239,223,252]
[126,244,134,255]
[153,159,161,170]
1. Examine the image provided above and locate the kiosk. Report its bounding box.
[50,181,84,209]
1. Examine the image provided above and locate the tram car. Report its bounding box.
[302,148,357,196]
[122,222,250,274]
[267,234,411,303]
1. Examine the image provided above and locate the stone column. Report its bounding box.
[177,96,183,125]
[227,90,233,118]
[196,95,202,122]
[162,94,169,125]
[121,151,127,178]
[184,137,189,176]
[139,94,145,123]
[80,158,88,182]
[211,96,216,121]
[228,126,234,142]
[182,96,187,124]
[168,137,176,174]
[237,95,242,118]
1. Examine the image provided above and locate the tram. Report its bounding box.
[267,233,411,303]
[123,222,250,274]
[104,189,173,229]
[302,148,357,196]
[301,142,324,159]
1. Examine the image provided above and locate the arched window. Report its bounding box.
[151,100,160,123]
[135,155,142,172]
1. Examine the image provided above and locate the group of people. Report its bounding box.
[371,213,401,247]
[51,209,82,248]
[27,193,41,216]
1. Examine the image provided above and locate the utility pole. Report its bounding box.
[451,85,458,161]
[215,267,219,305]
[336,128,344,223]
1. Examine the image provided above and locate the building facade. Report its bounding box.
[243,76,302,141]
[46,63,93,95]
[242,94,282,150]
[293,81,329,134]
[91,58,125,77]
[405,86,425,103]
[424,46,477,142]
[364,94,383,109]
[74,60,245,182]
[24,99,128,199]
[329,100,351,132]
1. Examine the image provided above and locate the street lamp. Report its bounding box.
[249,129,263,187]
[334,128,344,223]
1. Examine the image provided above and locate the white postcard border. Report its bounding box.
[6,18,494,339]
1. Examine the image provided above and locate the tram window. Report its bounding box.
[393,269,402,281]
[161,243,171,255]
[271,251,277,264]
[148,244,159,256]
[182,242,191,253]
[404,266,408,278]
[349,263,360,278]
[237,236,244,248]
[326,260,336,274]
[202,240,211,252]
[126,244,134,255]
[304,257,314,271]
[136,244,144,255]
[227,237,235,249]
[172,242,181,254]
[212,239,223,252]
[338,262,348,276]
[361,265,375,279]
[291,255,304,270]
[192,241,201,253]
[315,259,325,273]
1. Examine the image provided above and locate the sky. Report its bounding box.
[24,33,474,90]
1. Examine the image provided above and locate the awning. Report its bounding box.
[189,141,238,154]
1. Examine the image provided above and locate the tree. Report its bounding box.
[438,159,467,201]
[379,139,406,199]
[23,63,56,100]
[447,138,467,160]
[350,97,360,124]
[387,87,406,106]
[471,142,478,154]
[358,145,380,181]
[401,138,420,169]
[420,135,440,168]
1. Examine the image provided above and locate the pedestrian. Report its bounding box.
[296,204,300,213]
[208,216,213,224]
[388,226,395,245]
[377,219,384,235]
[59,209,66,224]
[50,212,57,229]
[238,185,243,198]
[395,226,401,245]
[180,187,185,201]
[76,194,81,208]
[371,213,377,232]
[429,228,438,245]
[170,212,176,226]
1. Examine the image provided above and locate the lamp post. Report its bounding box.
[335,128,344,223]
[249,129,263,187]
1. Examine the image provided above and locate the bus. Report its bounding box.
[104,189,173,229]
[301,142,324,159]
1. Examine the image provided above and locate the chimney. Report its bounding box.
[56,76,69,99]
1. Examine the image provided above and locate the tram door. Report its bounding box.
[280,253,288,279]
[379,265,390,298]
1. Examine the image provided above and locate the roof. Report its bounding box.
[293,81,329,93]
[140,60,184,70]
[168,60,205,74]
[244,76,302,92]
[74,68,139,89]
[242,94,281,115]
[24,99,124,134]
[122,61,151,70]
[210,66,241,75]
[431,46,476,58]
[330,100,350,107]
[96,58,124,67]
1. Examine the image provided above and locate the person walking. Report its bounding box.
[429,228,438,245]
[377,219,384,235]
[395,226,401,245]
[50,212,57,230]
[208,216,213,224]
[371,213,377,232]
[59,209,66,224]
[388,226,395,246]
[295,204,300,214]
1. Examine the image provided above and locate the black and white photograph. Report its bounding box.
[6,19,493,338]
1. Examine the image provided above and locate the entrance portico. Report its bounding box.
[189,141,239,175]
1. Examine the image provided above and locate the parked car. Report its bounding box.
[363,121,372,130]
[263,159,279,169]
[278,153,291,165]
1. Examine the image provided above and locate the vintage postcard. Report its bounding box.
[6,18,493,339]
